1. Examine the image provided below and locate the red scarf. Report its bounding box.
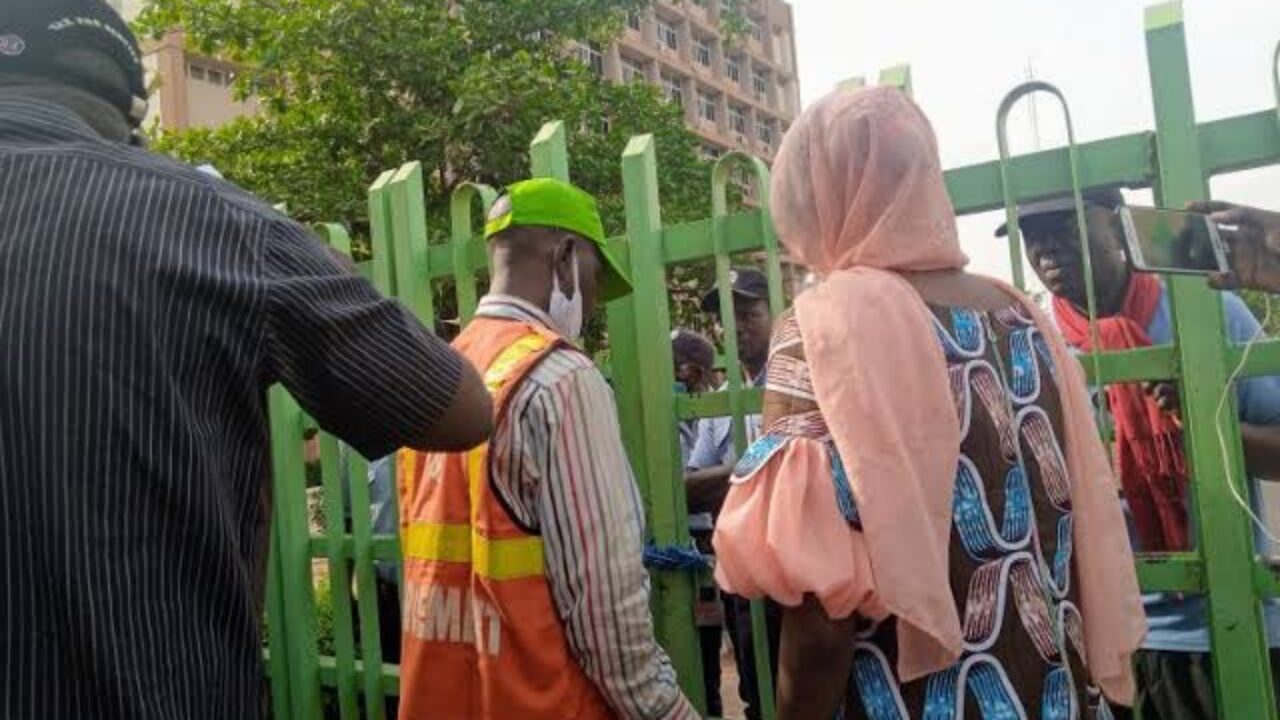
[1053,273,1189,552]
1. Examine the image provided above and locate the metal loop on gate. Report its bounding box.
[449,182,498,324]
[995,81,1107,433]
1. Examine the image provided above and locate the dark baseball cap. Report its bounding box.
[993,188,1126,237]
[0,0,148,127]
[701,267,769,313]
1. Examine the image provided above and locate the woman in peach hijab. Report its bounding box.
[712,86,1145,719]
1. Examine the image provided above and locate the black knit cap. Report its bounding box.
[0,0,148,127]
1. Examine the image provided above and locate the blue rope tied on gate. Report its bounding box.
[643,542,712,571]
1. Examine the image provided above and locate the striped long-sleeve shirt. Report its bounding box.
[0,95,465,719]
[480,295,698,720]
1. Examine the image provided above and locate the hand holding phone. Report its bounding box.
[1186,201,1280,293]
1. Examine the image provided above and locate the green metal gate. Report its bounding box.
[263,3,1280,717]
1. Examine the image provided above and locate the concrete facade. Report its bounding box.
[583,0,799,162]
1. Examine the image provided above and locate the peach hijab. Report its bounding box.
[770,87,1143,701]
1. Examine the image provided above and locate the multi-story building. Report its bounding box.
[108,0,260,131]
[111,0,797,162]
[580,0,800,162]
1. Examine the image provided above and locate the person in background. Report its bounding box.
[714,85,1144,720]
[672,329,718,469]
[0,2,492,718]
[1001,189,1280,718]
[397,178,697,720]
[694,267,775,461]
[690,267,780,720]
[1194,201,1280,294]
[671,328,727,717]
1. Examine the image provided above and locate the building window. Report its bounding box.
[187,62,235,87]
[574,42,604,77]
[627,12,642,31]
[752,70,769,101]
[757,120,774,147]
[729,105,747,135]
[661,74,684,107]
[657,19,678,51]
[695,38,712,67]
[726,55,740,83]
[698,91,717,122]
[621,56,646,84]
[702,144,724,161]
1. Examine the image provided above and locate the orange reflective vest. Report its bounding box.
[397,316,615,720]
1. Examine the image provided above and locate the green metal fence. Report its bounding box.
[263,3,1280,717]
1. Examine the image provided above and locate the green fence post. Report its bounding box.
[265,516,294,720]
[369,170,398,297]
[837,75,867,91]
[269,386,322,719]
[347,449,390,717]
[621,133,706,710]
[389,162,436,327]
[315,222,361,719]
[712,153,779,720]
[530,121,571,181]
[318,222,353,258]
[878,63,913,97]
[1145,4,1276,717]
[318,434,360,719]
[449,182,498,324]
[1272,40,1279,129]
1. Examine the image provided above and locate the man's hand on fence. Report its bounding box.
[1187,201,1280,293]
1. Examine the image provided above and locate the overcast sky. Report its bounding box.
[787,0,1280,284]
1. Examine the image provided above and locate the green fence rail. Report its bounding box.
[263,2,1280,717]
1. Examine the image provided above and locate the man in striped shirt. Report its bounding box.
[398,179,697,719]
[0,2,492,717]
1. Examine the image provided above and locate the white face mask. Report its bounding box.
[548,252,583,340]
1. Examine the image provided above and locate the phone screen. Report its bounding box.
[1121,206,1228,275]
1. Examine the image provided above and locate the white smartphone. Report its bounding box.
[1119,206,1230,276]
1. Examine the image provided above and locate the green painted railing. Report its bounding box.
[263,3,1280,717]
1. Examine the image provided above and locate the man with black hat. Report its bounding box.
[0,2,493,718]
[686,267,774,476]
[999,189,1280,719]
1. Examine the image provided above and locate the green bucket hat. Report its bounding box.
[484,178,633,302]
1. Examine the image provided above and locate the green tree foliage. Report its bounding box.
[137,0,739,349]
[133,0,725,237]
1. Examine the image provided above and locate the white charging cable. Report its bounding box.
[1214,291,1280,544]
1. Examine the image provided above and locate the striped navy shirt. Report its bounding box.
[0,94,463,719]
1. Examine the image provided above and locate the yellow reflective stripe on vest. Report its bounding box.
[484,333,550,392]
[403,522,545,581]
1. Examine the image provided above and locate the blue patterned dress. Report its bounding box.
[731,305,1113,720]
